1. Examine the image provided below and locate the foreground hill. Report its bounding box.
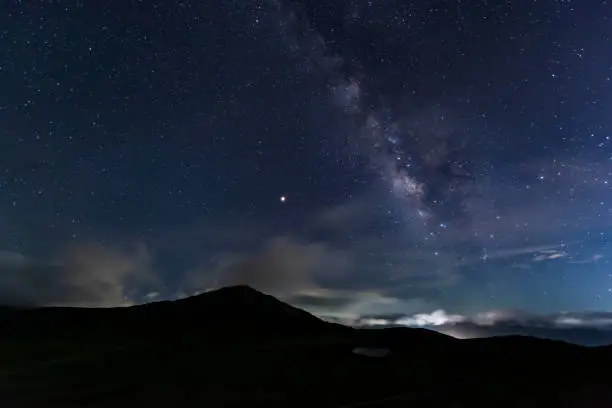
[0,286,611,407]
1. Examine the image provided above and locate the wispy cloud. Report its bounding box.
[358,309,612,346]
[568,254,604,264]
[0,242,156,307]
[291,289,438,326]
[396,310,466,326]
[483,244,569,261]
[187,236,351,298]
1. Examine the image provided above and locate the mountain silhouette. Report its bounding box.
[1,285,612,407]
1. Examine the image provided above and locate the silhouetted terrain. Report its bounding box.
[1,285,611,407]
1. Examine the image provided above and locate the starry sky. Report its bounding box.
[2,1,612,343]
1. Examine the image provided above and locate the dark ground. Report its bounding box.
[1,286,611,407]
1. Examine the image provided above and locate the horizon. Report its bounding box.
[5,283,612,347]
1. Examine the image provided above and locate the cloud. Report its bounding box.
[182,230,442,325]
[359,309,612,346]
[342,293,436,318]
[532,250,567,262]
[480,244,567,261]
[0,242,155,307]
[568,254,604,264]
[309,200,371,232]
[188,234,441,326]
[290,288,439,326]
[290,291,357,309]
[345,244,463,291]
[0,250,28,267]
[175,213,462,319]
[396,310,466,326]
[470,241,605,271]
[193,236,351,298]
[143,291,160,301]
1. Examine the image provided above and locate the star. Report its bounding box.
[0,0,611,346]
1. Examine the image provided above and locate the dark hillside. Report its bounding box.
[0,286,611,407]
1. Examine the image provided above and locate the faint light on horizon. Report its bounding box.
[360,318,391,326]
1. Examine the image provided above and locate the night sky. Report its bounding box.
[2,1,612,343]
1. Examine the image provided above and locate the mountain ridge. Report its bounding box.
[1,285,612,406]
[0,284,597,349]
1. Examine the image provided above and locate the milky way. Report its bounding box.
[272,0,487,229]
[1,0,612,345]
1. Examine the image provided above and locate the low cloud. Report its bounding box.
[182,230,456,324]
[358,309,612,346]
[290,288,439,326]
[396,310,466,326]
[0,242,155,307]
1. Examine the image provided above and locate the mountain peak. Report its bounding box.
[208,284,265,297]
[189,285,280,306]
[170,285,326,333]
